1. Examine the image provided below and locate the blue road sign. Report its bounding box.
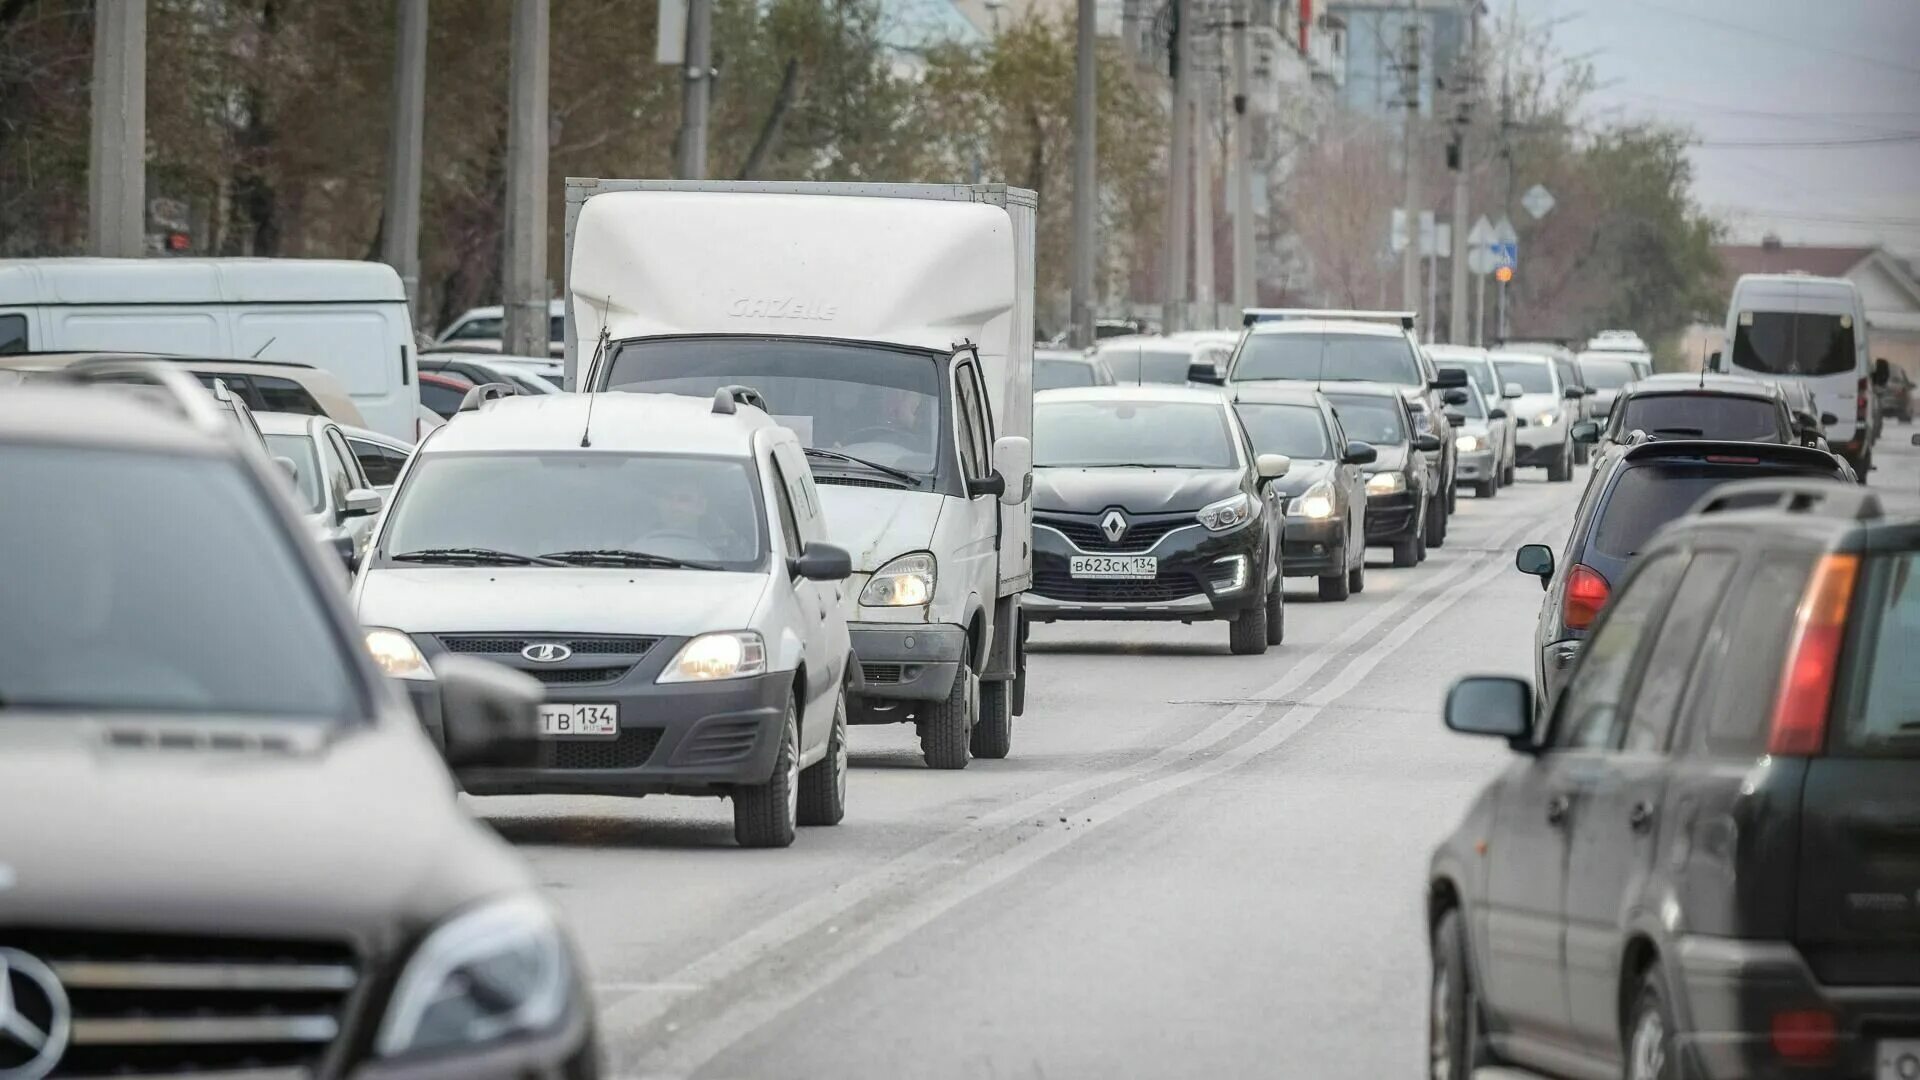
[1491,242,1518,270]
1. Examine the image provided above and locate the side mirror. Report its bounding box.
[1562,385,1586,400]
[1873,358,1891,386]
[330,533,359,572]
[1502,381,1525,400]
[1820,412,1838,426]
[1570,420,1600,444]
[1444,676,1536,750]
[437,655,545,769]
[1255,452,1291,481]
[991,435,1032,506]
[1187,360,1225,386]
[1431,367,1469,390]
[1341,440,1377,466]
[1516,543,1554,589]
[1446,410,1467,428]
[342,487,384,518]
[1412,433,1443,453]
[791,541,853,582]
[1911,433,1919,448]
[1443,388,1470,406]
[967,472,1007,499]
[1487,408,1507,420]
[273,455,299,481]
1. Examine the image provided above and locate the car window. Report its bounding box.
[1458,359,1496,398]
[1554,357,1582,392]
[445,315,503,341]
[1590,463,1829,560]
[1553,553,1685,750]
[1838,552,1920,758]
[1577,356,1639,389]
[1698,555,1810,756]
[1034,400,1237,469]
[962,360,995,454]
[1623,551,1737,753]
[1731,311,1855,377]
[253,375,325,416]
[1234,402,1334,459]
[324,427,365,491]
[1233,333,1422,386]
[264,433,325,512]
[953,370,986,479]
[0,313,26,353]
[767,455,804,555]
[1036,358,1097,390]
[418,378,467,418]
[550,315,565,343]
[349,437,410,488]
[1493,360,1555,394]
[0,446,361,720]
[1616,394,1787,442]
[1324,394,1406,445]
[196,371,255,405]
[1095,343,1195,385]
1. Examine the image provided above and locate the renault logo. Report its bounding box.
[1100,510,1129,543]
[0,948,70,1080]
[521,642,573,663]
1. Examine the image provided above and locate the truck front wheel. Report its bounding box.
[972,678,1012,759]
[919,657,975,770]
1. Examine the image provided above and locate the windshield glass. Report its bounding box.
[1444,357,1496,398]
[1494,359,1555,394]
[1325,394,1406,444]
[1617,394,1785,441]
[1035,400,1236,469]
[1234,333,1421,386]
[1732,311,1855,377]
[385,453,765,568]
[1844,552,1920,757]
[1094,343,1194,385]
[1036,357,1098,390]
[1578,356,1640,389]
[0,445,360,719]
[1458,386,1488,420]
[1234,403,1333,459]
[603,339,942,478]
[264,433,324,513]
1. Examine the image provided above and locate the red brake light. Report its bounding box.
[1564,564,1609,630]
[1858,376,1869,416]
[1769,1009,1836,1062]
[1766,554,1858,756]
[1705,455,1759,464]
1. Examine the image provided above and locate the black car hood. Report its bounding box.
[1033,467,1245,514]
[0,716,530,952]
[1268,458,1335,499]
[1367,443,1411,473]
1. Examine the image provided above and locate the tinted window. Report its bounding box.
[1554,358,1582,391]
[419,378,468,418]
[1840,552,1920,757]
[1234,403,1333,459]
[1700,556,1809,755]
[1458,385,1488,419]
[1732,311,1855,377]
[1034,401,1236,469]
[254,375,325,416]
[264,433,325,513]
[1590,463,1835,560]
[1554,553,1685,749]
[0,446,359,719]
[1494,360,1555,394]
[1324,394,1406,445]
[953,370,986,478]
[384,453,766,569]
[768,458,803,554]
[1616,394,1786,442]
[1233,333,1421,386]
[349,438,410,487]
[550,315,565,343]
[1035,359,1097,390]
[324,427,364,492]
[1095,343,1195,385]
[1624,551,1737,753]
[1578,357,1639,389]
[0,313,26,353]
[446,315,503,341]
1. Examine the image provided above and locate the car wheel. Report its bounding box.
[1348,562,1366,594]
[1547,443,1573,483]
[1447,482,1459,515]
[1416,521,1430,562]
[971,676,1013,759]
[1573,440,1590,466]
[1476,478,1496,499]
[1264,579,1285,644]
[1427,496,1448,549]
[1229,586,1270,655]
[919,655,975,770]
[1429,908,1492,1080]
[1502,461,1515,486]
[1317,567,1350,601]
[734,702,800,847]
[1624,965,1682,1080]
[797,688,848,826]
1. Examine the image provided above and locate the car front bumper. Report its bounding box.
[1281,515,1346,577]
[1514,419,1568,463]
[1454,448,1495,483]
[1025,518,1266,622]
[845,621,965,714]
[1362,491,1420,544]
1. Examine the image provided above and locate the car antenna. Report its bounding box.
[1315,333,1329,391]
[250,336,276,359]
[1698,335,1707,389]
[580,323,611,448]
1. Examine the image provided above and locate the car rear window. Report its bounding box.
[1324,394,1406,445]
[1839,552,1920,757]
[1035,357,1097,390]
[1615,394,1786,442]
[1577,356,1639,389]
[1233,333,1422,386]
[1494,359,1555,394]
[1590,463,1833,560]
[1731,311,1856,377]
[1095,344,1194,385]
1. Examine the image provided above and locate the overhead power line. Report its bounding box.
[1693,133,1920,150]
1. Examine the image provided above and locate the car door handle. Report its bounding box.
[1629,801,1656,833]
[1546,794,1572,827]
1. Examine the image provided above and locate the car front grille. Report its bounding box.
[437,634,659,657]
[550,727,664,769]
[524,665,629,686]
[1035,513,1196,554]
[1031,566,1204,604]
[0,928,356,1078]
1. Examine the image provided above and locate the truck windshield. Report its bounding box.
[1731,311,1855,377]
[1233,333,1421,386]
[601,338,943,478]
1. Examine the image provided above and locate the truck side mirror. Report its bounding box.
[991,435,1031,506]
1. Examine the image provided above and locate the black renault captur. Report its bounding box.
[0,386,597,1079]
[1025,386,1290,654]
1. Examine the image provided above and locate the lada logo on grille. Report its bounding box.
[1100,510,1129,543]
[521,642,573,663]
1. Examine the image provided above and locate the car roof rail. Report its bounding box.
[54,357,231,432]
[456,382,518,413]
[711,384,768,415]
[1243,308,1416,331]
[1689,479,1885,521]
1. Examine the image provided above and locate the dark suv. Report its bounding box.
[1516,438,1850,709]
[1430,480,1920,1080]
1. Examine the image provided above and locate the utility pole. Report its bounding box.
[677,0,714,180]
[1446,15,1476,344]
[1398,12,1423,319]
[1230,0,1256,312]
[1474,265,1486,346]
[1194,96,1214,323]
[1162,0,1192,335]
[1070,0,1098,348]
[382,0,428,319]
[502,0,550,358]
[88,0,146,258]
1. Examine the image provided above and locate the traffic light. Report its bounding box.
[1495,266,1514,284]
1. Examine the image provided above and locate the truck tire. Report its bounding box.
[971,678,1012,759]
[734,703,799,847]
[796,690,848,826]
[1229,587,1270,655]
[1264,579,1285,644]
[919,657,975,770]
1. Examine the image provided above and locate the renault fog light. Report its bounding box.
[365,628,433,680]
[860,552,936,606]
[659,631,767,683]
[1365,471,1406,496]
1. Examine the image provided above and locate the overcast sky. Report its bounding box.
[1529,0,1920,258]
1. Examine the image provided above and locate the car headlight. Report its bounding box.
[376,895,571,1058]
[1410,407,1436,436]
[1292,480,1336,520]
[365,627,433,680]
[1365,471,1406,496]
[658,630,767,683]
[1456,434,1487,452]
[859,552,935,606]
[1536,410,1560,427]
[1197,492,1257,532]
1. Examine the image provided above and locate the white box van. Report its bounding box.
[567,179,1035,770]
[0,258,419,440]
[1714,273,1875,473]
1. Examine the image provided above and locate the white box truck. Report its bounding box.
[566,179,1035,769]
[0,257,420,441]
[1712,273,1877,476]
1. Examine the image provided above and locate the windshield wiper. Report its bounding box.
[539,548,725,571]
[803,447,920,485]
[391,547,566,567]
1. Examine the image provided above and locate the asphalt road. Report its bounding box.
[469,428,1920,1080]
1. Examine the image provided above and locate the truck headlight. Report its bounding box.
[859,552,935,606]
[1365,471,1406,496]
[365,628,433,680]
[658,631,767,683]
[1292,480,1336,520]
[1456,434,1487,452]
[1197,492,1256,531]
[376,895,572,1058]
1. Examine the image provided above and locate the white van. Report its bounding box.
[567,180,1035,771]
[1714,273,1875,473]
[0,258,419,440]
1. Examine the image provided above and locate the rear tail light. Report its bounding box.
[1770,1009,1836,1063]
[1858,376,1869,419]
[1563,564,1610,630]
[1766,553,1859,756]
[1705,455,1759,464]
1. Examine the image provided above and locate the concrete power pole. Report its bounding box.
[1069,0,1098,348]
[1193,96,1214,323]
[88,0,146,258]
[1398,14,1422,319]
[678,0,714,180]
[382,0,428,320]
[1229,0,1256,312]
[1446,15,1477,344]
[502,0,550,358]
[1162,0,1192,335]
